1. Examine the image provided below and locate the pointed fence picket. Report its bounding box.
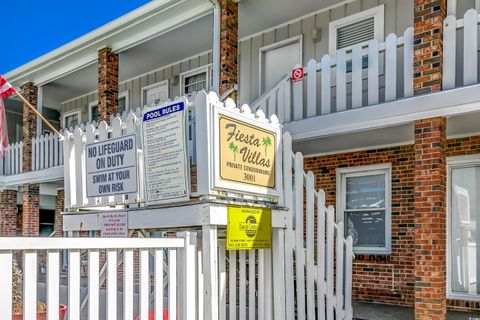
[252,27,414,123]
[443,9,480,90]
[282,132,354,320]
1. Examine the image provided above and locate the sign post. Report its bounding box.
[142,99,190,205]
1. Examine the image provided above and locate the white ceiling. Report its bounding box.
[238,0,340,38]
[43,14,213,103]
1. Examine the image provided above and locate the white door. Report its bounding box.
[261,40,301,94]
[144,82,169,107]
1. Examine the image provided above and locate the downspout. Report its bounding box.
[209,0,221,94]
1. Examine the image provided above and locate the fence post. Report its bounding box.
[345,236,354,320]
[202,225,219,320]
[178,231,197,320]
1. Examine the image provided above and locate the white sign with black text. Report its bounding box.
[85,134,138,198]
[142,98,190,205]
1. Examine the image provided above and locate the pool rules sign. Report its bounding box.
[142,99,190,205]
[86,135,138,198]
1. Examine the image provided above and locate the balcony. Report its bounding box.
[0,133,64,186]
[252,9,480,146]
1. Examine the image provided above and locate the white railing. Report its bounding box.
[253,27,414,123]
[282,132,354,320]
[443,9,480,90]
[0,141,23,175]
[0,234,196,320]
[32,133,64,171]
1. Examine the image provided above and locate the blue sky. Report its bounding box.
[0,0,152,74]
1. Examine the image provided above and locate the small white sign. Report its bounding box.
[100,212,128,238]
[142,99,190,205]
[85,134,138,198]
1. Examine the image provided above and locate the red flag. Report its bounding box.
[0,75,14,154]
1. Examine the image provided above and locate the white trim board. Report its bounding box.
[285,84,480,141]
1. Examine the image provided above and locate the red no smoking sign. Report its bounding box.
[292,67,304,83]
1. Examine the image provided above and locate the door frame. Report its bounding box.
[141,80,170,107]
[258,35,303,94]
[446,153,480,301]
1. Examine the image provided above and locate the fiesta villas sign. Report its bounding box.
[219,115,276,188]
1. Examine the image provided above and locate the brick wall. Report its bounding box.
[22,184,40,237]
[304,145,416,306]
[219,0,238,96]
[54,188,64,237]
[413,0,447,95]
[21,82,37,172]
[304,134,480,314]
[414,117,447,320]
[98,47,119,124]
[1,189,18,236]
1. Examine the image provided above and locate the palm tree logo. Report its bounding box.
[262,136,272,156]
[229,142,239,161]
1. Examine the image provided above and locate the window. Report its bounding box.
[181,67,209,96]
[62,110,81,129]
[337,164,391,254]
[88,101,99,123]
[119,90,129,114]
[448,155,480,300]
[329,5,385,55]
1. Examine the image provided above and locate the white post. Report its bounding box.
[179,231,197,320]
[202,225,219,320]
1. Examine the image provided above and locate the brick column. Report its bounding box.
[54,188,64,237]
[1,189,18,236]
[413,0,447,95]
[219,0,238,96]
[22,184,40,237]
[414,117,447,320]
[21,82,37,173]
[98,47,119,124]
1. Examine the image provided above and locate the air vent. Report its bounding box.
[336,17,375,50]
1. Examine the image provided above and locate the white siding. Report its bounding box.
[239,0,413,105]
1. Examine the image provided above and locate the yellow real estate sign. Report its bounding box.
[219,115,276,188]
[226,206,272,250]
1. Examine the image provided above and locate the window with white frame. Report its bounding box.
[63,110,81,129]
[181,67,209,95]
[119,90,129,114]
[448,156,480,299]
[88,101,98,123]
[328,5,385,56]
[337,163,391,254]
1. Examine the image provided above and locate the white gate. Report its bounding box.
[0,234,196,320]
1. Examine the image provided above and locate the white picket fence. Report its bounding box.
[443,9,480,90]
[0,141,23,175]
[32,134,64,171]
[0,234,196,320]
[252,27,414,123]
[282,132,354,320]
